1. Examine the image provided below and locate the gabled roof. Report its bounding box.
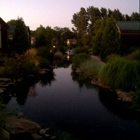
[116,21,140,31]
[0,17,9,28]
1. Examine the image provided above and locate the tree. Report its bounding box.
[12,17,30,54]
[93,18,121,60]
[35,25,47,47]
[100,18,121,60]
[71,7,88,38]
[131,12,140,21]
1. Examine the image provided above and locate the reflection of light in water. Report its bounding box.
[28,86,38,97]
[67,55,70,60]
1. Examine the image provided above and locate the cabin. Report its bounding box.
[116,21,140,47]
[0,18,9,52]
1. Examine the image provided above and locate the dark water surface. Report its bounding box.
[4,65,140,140]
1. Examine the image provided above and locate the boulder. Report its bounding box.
[39,129,46,135]
[1,129,10,140]
[31,133,43,140]
[5,116,41,135]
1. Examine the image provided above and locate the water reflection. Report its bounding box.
[3,71,55,105]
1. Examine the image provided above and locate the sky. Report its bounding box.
[0,0,139,30]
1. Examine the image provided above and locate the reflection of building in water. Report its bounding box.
[28,86,38,97]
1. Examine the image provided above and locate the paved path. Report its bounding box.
[90,55,105,64]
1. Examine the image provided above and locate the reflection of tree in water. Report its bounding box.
[2,77,38,105]
[71,71,98,90]
[39,71,55,87]
[98,88,140,122]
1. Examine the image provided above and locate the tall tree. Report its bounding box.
[13,17,30,54]
[71,7,88,38]
[100,17,121,60]
[131,12,140,21]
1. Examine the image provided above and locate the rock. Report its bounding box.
[31,133,43,140]
[5,115,41,135]
[50,136,56,139]
[0,78,11,82]
[1,129,10,140]
[39,129,46,135]
[17,112,24,118]
[0,89,4,93]
[116,90,134,102]
[44,134,50,138]
[45,128,50,131]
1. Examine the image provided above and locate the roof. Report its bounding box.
[116,21,140,31]
[0,17,9,28]
[8,25,30,34]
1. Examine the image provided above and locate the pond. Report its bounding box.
[3,65,140,140]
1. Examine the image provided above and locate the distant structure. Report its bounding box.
[67,38,77,47]
[116,21,140,47]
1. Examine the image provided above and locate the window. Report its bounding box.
[9,35,13,40]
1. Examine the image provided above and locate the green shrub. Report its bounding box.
[132,90,140,108]
[74,47,89,54]
[80,59,104,79]
[99,55,140,91]
[54,52,63,60]
[72,53,90,70]
[39,58,51,69]
[125,50,140,61]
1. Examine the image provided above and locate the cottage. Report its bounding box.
[116,21,140,47]
[0,17,9,52]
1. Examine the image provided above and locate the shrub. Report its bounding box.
[125,50,140,61]
[24,48,37,60]
[39,58,51,69]
[54,52,63,60]
[99,55,140,91]
[79,59,104,79]
[74,47,89,54]
[72,53,90,70]
[132,90,140,108]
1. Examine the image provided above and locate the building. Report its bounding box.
[7,25,31,43]
[0,17,9,52]
[116,21,140,47]
[67,38,77,47]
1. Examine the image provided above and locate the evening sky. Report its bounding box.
[0,0,139,30]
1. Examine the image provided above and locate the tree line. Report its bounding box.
[71,6,140,60]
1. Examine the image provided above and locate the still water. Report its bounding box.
[4,65,140,140]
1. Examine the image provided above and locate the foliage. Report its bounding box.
[38,58,51,69]
[37,46,54,62]
[132,90,140,108]
[93,17,121,60]
[74,47,89,54]
[0,49,39,79]
[72,53,90,70]
[54,52,63,60]
[99,56,140,91]
[124,50,140,61]
[79,59,104,79]
[12,17,30,54]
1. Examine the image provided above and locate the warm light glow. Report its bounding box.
[53,46,55,48]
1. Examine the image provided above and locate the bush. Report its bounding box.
[79,59,104,79]
[99,55,140,91]
[39,58,51,69]
[125,50,140,61]
[132,90,140,108]
[72,53,90,70]
[54,52,63,60]
[74,47,89,54]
